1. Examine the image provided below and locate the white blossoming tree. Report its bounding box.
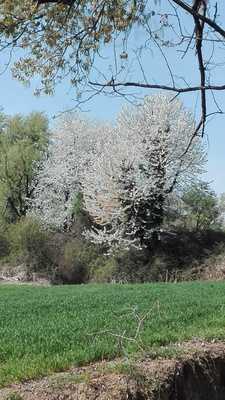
[31,113,109,229]
[82,95,206,249]
[31,95,205,247]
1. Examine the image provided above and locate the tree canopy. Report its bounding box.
[31,113,108,228]
[181,181,220,231]
[0,112,49,223]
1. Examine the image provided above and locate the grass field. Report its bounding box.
[1,282,225,387]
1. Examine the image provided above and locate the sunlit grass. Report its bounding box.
[1,281,225,386]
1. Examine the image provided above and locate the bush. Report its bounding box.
[7,217,52,278]
[0,220,10,260]
[89,256,117,283]
[2,216,225,284]
[0,233,10,259]
[56,239,99,284]
[88,229,225,284]
[90,248,153,283]
[113,248,159,283]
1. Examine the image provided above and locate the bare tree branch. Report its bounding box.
[89,81,225,94]
[171,0,225,39]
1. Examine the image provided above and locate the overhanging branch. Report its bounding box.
[89,81,225,93]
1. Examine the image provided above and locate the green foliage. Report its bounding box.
[72,192,84,218]
[112,249,150,283]
[181,182,220,231]
[88,229,225,283]
[70,191,91,236]
[0,112,49,223]
[2,216,225,283]
[3,112,48,148]
[0,233,10,259]
[1,282,225,386]
[7,218,52,276]
[90,256,117,283]
[89,248,175,284]
[57,239,98,284]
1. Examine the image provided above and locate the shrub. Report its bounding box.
[89,256,117,283]
[7,217,52,277]
[89,248,173,283]
[88,229,225,283]
[56,239,99,284]
[0,220,10,259]
[112,248,151,283]
[0,233,10,259]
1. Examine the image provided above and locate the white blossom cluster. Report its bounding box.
[31,95,206,249]
[82,95,206,248]
[30,113,109,228]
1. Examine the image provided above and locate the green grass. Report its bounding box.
[1,282,225,386]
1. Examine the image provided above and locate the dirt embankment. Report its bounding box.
[1,341,225,400]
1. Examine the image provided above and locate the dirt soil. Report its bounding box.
[1,340,225,400]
